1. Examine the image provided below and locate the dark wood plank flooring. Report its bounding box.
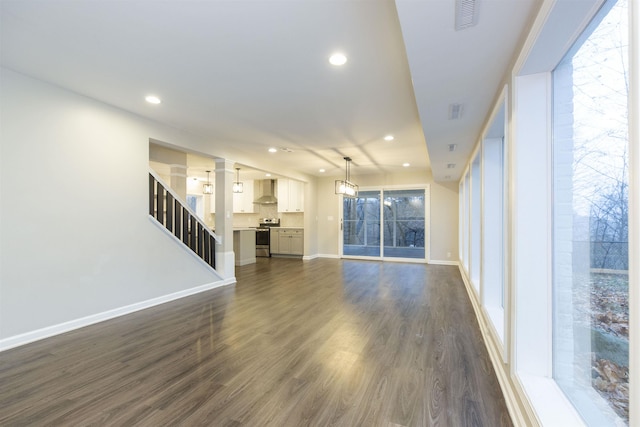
[0,258,512,426]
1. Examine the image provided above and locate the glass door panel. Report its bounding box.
[343,191,380,257]
[382,190,425,259]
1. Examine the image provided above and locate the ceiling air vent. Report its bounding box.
[448,103,464,120]
[455,0,479,31]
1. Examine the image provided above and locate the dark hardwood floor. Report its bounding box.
[0,258,512,426]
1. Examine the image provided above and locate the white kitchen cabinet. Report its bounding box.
[233,180,257,213]
[269,228,279,254]
[289,230,304,254]
[277,179,304,212]
[274,228,303,255]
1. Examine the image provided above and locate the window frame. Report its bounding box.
[508,0,637,424]
[481,87,509,359]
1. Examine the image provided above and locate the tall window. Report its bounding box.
[483,134,506,343]
[462,172,470,271]
[470,154,481,291]
[552,0,629,424]
[186,194,205,220]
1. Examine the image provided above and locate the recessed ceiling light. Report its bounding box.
[384,135,394,141]
[319,169,326,173]
[145,95,161,104]
[266,173,272,177]
[447,163,456,169]
[403,163,410,167]
[448,144,457,151]
[329,53,347,66]
[268,147,277,153]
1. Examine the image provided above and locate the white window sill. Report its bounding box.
[518,373,585,427]
[485,305,505,348]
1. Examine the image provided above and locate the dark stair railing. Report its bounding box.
[149,171,219,270]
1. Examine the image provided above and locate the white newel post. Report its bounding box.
[214,158,237,281]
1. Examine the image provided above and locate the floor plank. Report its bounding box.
[0,258,512,426]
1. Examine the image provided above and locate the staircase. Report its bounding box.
[148,170,219,270]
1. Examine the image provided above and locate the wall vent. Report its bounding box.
[448,144,457,152]
[455,0,479,31]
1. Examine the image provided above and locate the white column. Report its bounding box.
[214,158,236,281]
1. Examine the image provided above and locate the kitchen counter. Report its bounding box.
[233,229,256,266]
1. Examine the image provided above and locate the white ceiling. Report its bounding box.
[0,0,538,182]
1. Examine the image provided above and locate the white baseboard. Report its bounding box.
[0,278,236,353]
[316,254,341,259]
[429,259,459,265]
[302,254,319,260]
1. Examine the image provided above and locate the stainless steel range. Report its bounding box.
[256,218,280,257]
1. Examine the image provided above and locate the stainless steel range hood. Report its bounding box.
[254,179,278,205]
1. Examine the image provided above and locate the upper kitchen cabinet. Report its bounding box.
[233,180,257,213]
[277,179,304,213]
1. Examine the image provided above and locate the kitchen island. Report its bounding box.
[233,228,256,266]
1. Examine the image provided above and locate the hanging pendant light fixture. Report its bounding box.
[335,157,358,197]
[233,168,244,193]
[203,170,214,194]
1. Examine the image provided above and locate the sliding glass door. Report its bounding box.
[383,189,425,259]
[343,188,426,260]
[343,191,381,257]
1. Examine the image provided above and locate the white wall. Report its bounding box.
[430,181,459,262]
[303,178,319,258]
[0,69,222,341]
[0,68,459,347]
[316,177,342,256]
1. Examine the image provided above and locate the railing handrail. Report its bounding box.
[148,168,221,243]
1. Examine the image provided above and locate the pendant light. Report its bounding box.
[233,168,244,193]
[335,157,358,197]
[203,170,213,194]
